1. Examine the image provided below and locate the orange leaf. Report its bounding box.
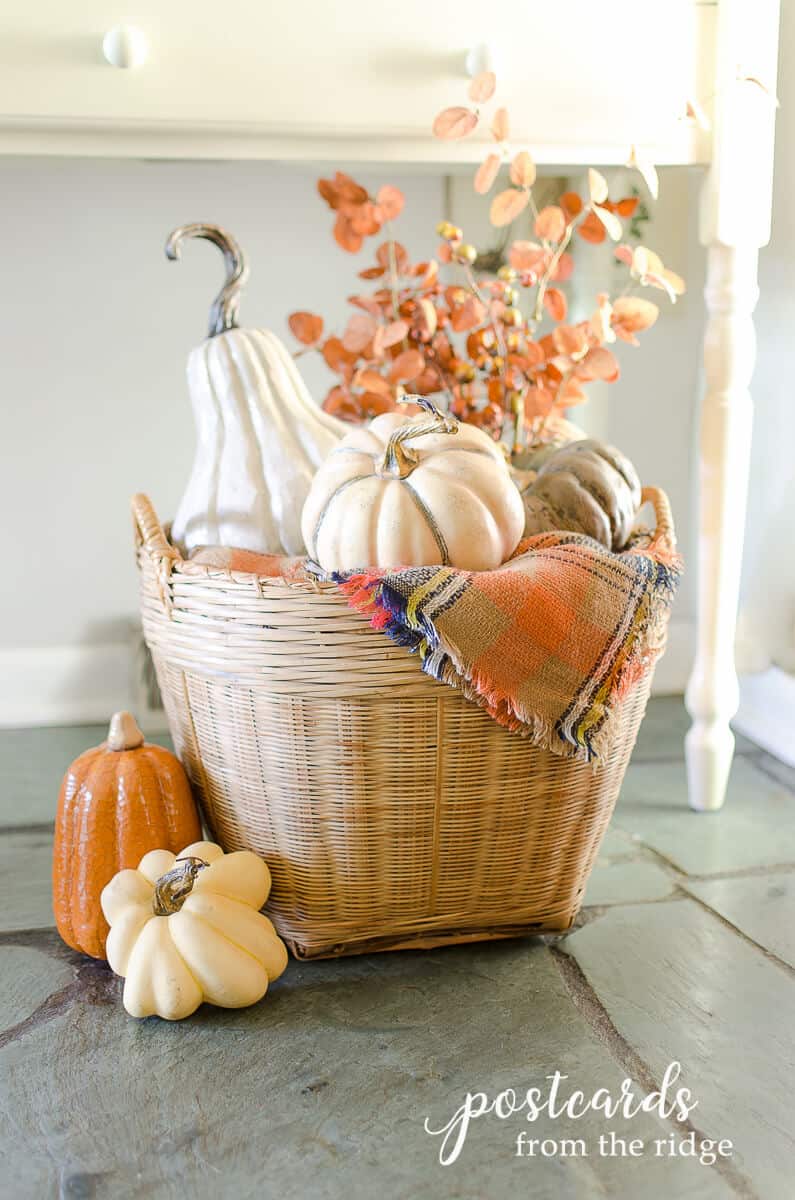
[322,337,358,372]
[467,404,504,439]
[557,378,587,407]
[611,296,659,344]
[490,188,530,228]
[358,265,386,280]
[411,259,439,287]
[524,386,556,421]
[491,107,510,141]
[334,213,363,253]
[445,285,468,309]
[575,347,620,382]
[577,212,607,244]
[553,324,589,360]
[414,368,443,394]
[322,385,359,421]
[538,334,557,360]
[468,70,496,103]
[534,205,566,242]
[359,391,398,418]
[508,240,545,272]
[389,349,425,383]
[376,184,405,221]
[348,202,382,236]
[342,312,377,353]
[373,320,409,355]
[288,311,324,345]
[552,251,574,282]
[375,241,409,273]
[510,150,536,188]
[487,378,504,404]
[450,295,486,332]
[559,192,583,221]
[318,178,340,210]
[347,294,382,316]
[474,153,501,195]
[334,172,368,205]
[543,288,568,322]
[416,298,438,339]
[616,196,639,217]
[433,106,478,140]
[353,369,392,397]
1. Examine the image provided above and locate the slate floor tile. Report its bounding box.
[0,943,74,1032]
[0,831,55,932]
[584,859,676,907]
[593,827,639,862]
[614,757,795,875]
[568,899,795,1198]
[684,872,795,968]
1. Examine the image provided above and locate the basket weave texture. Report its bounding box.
[133,490,672,959]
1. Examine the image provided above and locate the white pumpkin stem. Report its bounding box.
[378,396,459,480]
[165,223,249,338]
[152,857,209,916]
[107,711,145,752]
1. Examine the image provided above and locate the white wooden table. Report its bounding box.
[0,0,780,810]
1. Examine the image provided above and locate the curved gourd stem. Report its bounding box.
[107,711,145,752]
[378,396,459,480]
[165,223,249,339]
[152,857,209,916]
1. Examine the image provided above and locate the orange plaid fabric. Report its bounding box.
[331,531,680,761]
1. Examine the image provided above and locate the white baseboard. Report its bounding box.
[1,619,696,729]
[735,667,795,767]
[0,642,167,731]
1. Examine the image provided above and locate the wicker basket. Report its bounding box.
[133,488,674,959]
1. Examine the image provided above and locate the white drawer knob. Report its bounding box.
[102,26,148,70]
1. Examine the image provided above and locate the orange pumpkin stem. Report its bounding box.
[107,711,145,752]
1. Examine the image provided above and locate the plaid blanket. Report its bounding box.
[189,530,680,762]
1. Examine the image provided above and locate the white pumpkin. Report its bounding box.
[166,224,346,556]
[301,397,525,571]
[100,840,288,1020]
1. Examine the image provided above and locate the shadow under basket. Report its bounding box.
[133,491,672,959]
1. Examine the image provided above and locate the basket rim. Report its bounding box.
[132,487,676,594]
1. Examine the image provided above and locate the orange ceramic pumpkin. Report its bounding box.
[53,711,202,959]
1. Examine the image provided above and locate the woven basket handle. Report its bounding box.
[641,487,676,556]
[131,494,181,613]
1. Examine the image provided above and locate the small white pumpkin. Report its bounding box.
[100,840,288,1020]
[521,438,642,550]
[167,224,346,557]
[301,397,525,571]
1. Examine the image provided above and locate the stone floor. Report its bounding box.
[1,698,793,1199]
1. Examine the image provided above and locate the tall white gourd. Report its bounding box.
[167,224,346,555]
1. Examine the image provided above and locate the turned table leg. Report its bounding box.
[685,244,757,811]
[683,0,779,812]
